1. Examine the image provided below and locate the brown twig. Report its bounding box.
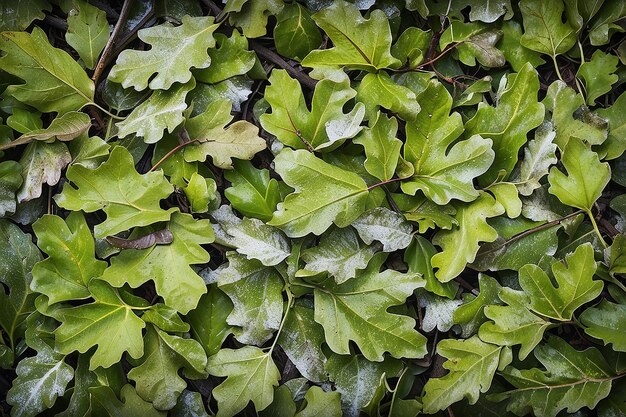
[200,0,223,17]
[149,140,199,172]
[92,0,134,85]
[249,39,318,91]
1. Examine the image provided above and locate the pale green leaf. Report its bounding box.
[269,148,369,237]
[492,337,615,417]
[109,16,218,91]
[17,142,71,203]
[193,30,256,84]
[277,301,327,382]
[224,0,283,38]
[211,204,290,266]
[453,274,501,338]
[89,384,166,417]
[32,212,106,304]
[66,0,110,69]
[464,63,544,184]
[55,146,176,238]
[356,72,420,121]
[302,0,400,72]
[295,386,342,417]
[352,207,413,252]
[128,326,207,410]
[422,336,510,413]
[597,90,626,160]
[548,137,610,214]
[115,80,194,144]
[0,27,94,113]
[402,80,493,204]
[206,346,280,417]
[431,192,505,282]
[53,280,145,370]
[519,0,577,58]
[102,212,212,314]
[314,252,427,361]
[580,300,626,351]
[215,252,284,345]
[261,69,364,152]
[404,235,459,299]
[577,50,619,105]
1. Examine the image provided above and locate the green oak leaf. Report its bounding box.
[548,137,610,216]
[89,384,166,417]
[269,148,369,237]
[356,72,420,121]
[0,111,91,152]
[215,252,284,345]
[0,1,51,31]
[580,300,626,351]
[509,122,558,196]
[212,204,290,266]
[402,80,494,204]
[313,252,427,361]
[115,80,194,144]
[0,220,42,349]
[32,212,107,304]
[400,195,458,233]
[296,386,342,417]
[597,90,626,160]
[261,69,364,152]
[0,161,22,216]
[101,79,151,112]
[453,274,502,338]
[68,134,110,169]
[102,212,213,314]
[422,336,511,413]
[542,80,607,149]
[577,50,619,105]
[6,328,73,417]
[187,286,233,357]
[53,280,145,370]
[109,16,218,91]
[17,142,71,203]
[325,353,402,417]
[464,63,544,184]
[0,27,94,113]
[498,20,545,71]
[425,0,513,23]
[66,0,110,69]
[352,207,413,252]
[480,243,602,358]
[519,0,577,59]
[141,304,189,333]
[128,326,207,410]
[224,159,281,222]
[274,2,322,61]
[193,30,256,84]
[184,98,266,169]
[298,226,379,283]
[492,337,615,417]
[278,301,327,383]
[55,146,176,238]
[431,192,505,283]
[206,346,280,417]
[224,0,283,38]
[302,0,400,72]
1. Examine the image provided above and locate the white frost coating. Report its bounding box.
[332,359,383,417]
[355,0,375,9]
[521,186,565,222]
[300,227,379,283]
[418,292,463,332]
[353,207,413,252]
[322,103,366,149]
[218,77,253,112]
[17,142,71,203]
[511,122,558,196]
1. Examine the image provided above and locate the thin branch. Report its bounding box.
[249,39,318,91]
[200,0,223,17]
[92,0,134,85]
[149,140,198,172]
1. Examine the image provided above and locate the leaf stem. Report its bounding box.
[87,102,125,120]
[268,290,293,355]
[552,55,564,81]
[149,140,199,172]
[586,209,608,249]
[367,177,405,191]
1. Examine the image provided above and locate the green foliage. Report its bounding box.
[2,2,626,417]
